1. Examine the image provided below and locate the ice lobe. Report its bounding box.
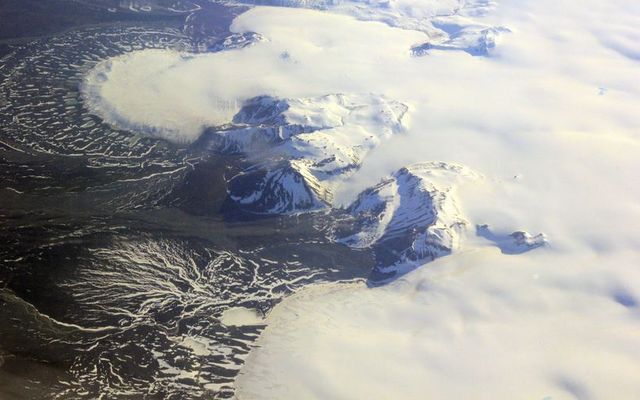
[209,94,408,214]
[334,162,481,283]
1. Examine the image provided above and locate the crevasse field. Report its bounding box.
[24,0,640,398]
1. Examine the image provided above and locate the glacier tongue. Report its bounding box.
[211,94,408,214]
[334,162,481,283]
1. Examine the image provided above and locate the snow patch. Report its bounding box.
[220,307,264,326]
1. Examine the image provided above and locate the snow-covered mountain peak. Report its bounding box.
[233,94,354,132]
[216,93,408,214]
[334,162,481,283]
[226,160,327,214]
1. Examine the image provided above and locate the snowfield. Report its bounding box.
[81,0,640,398]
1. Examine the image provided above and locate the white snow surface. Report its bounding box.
[81,0,640,398]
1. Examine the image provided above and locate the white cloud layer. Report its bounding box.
[81,0,640,398]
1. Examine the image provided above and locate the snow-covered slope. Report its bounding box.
[213,94,408,214]
[226,160,329,214]
[334,162,480,282]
